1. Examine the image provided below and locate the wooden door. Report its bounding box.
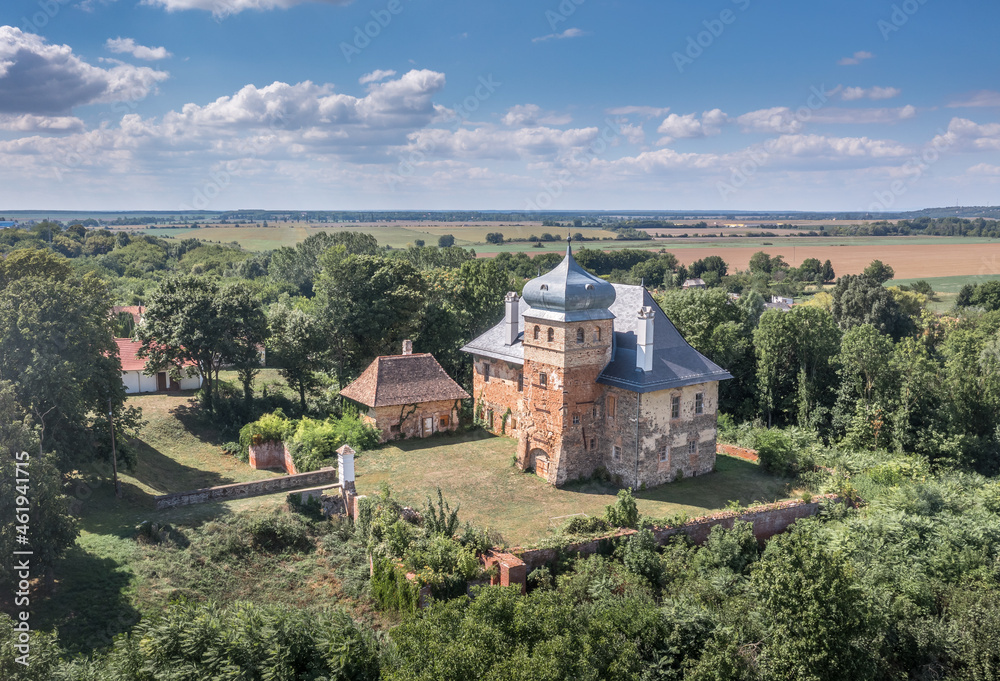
[156,372,167,391]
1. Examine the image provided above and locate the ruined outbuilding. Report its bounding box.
[461,239,732,489]
[339,341,470,442]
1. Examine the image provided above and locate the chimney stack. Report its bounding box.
[402,339,413,355]
[636,307,654,372]
[504,292,520,346]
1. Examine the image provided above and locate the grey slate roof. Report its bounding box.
[460,283,732,394]
[520,242,616,322]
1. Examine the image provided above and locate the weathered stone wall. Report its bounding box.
[473,358,527,439]
[154,467,338,509]
[519,317,615,486]
[369,399,462,442]
[514,495,841,571]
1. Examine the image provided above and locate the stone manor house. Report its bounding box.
[462,241,732,489]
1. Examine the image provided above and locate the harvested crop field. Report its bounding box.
[659,242,1000,279]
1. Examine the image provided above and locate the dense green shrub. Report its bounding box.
[605,488,640,528]
[564,515,611,535]
[240,410,380,472]
[371,558,420,614]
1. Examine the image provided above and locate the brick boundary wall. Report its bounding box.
[716,443,759,463]
[488,495,842,586]
[249,442,300,475]
[154,467,337,510]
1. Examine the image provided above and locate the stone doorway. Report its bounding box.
[530,449,549,479]
[422,416,434,437]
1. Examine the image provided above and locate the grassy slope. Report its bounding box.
[354,432,793,547]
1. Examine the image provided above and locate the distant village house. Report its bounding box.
[115,338,202,394]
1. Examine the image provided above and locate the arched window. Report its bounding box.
[576,328,584,344]
[533,325,540,340]
[594,327,601,341]
[547,328,554,342]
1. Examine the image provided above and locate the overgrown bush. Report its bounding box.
[605,488,640,528]
[240,410,380,472]
[564,515,611,536]
[238,410,289,454]
[371,557,420,614]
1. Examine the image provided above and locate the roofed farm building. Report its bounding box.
[115,338,202,394]
[462,239,732,489]
[339,340,470,443]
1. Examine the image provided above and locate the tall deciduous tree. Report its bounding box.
[831,273,914,340]
[268,304,328,411]
[218,282,268,409]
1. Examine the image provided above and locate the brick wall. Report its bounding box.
[249,441,300,475]
[367,399,462,442]
[154,467,338,509]
[717,443,759,463]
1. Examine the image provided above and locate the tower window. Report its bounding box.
[612,445,621,461]
[547,328,554,342]
[533,326,540,341]
[695,392,704,415]
[517,372,523,392]
[688,440,697,456]
[576,328,584,344]
[589,437,596,450]
[660,446,670,463]
[539,372,547,387]
[594,327,601,341]
[572,413,580,425]
[607,396,616,420]
[483,363,490,383]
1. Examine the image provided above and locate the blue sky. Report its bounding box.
[1,0,998,211]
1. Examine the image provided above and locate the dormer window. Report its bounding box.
[585,284,594,290]
[547,328,554,342]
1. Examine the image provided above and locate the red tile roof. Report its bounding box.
[111,306,145,323]
[114,338,197,372]
[339,353,470,408]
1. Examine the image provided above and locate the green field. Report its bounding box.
[889,273,1000,293]
[355,432,795,547]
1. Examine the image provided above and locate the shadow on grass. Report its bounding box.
[34,544,141,657]
[169,399,225,446]
[383,428,500,453]
[560,456,794,509]
[128,438,237,496]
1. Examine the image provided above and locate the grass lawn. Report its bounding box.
[354,431,795,547]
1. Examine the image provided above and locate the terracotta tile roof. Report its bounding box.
[113,338,197,372]
[339,353,470,408]
[111,305,145,323]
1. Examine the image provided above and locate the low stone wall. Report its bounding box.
[514,494,841,572]
[154,467,338,510]
[716,443,759,463]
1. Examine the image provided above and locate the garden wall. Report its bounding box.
[716,443,759,463]
[500,494,842,580]
[249,441,299,475]
[154,467,337,510]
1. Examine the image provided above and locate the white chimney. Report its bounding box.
[636,306,654,372]
[504,292,520,346]
[402,339,413,355]
[337,444,356,491]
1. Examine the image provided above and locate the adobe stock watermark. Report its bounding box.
[674,0,752,74]
[717,84,835,201]
[878,0,931,41]
[340,0,411,64]
[383,74,502,191]
[867,130,953,213]
[545,0,587,31]
[524,117,624,211]
[19,0,71,34]
[10,450,33,669]
[178,112,289,211]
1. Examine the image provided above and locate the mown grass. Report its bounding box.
[354,431,794,547]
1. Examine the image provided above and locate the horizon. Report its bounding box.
[1,1,998,211]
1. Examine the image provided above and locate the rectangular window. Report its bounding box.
[671,395,680,419]
[439,415,450,429]
[592,406,598,419]
[688,441,697,456]
[483,363,490,383]
[612,445,621,461]
[660,446,669,463]
[695,392,704,415]
[511,418,518,431]
[539,372,547,387]
[589,437,596,450]
[572,414,580,425]
[607,396,616,421]
[517,372,523,392]
[487,409,494,429]
[390,424,401,434]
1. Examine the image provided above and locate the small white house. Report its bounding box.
[116,338,202,394]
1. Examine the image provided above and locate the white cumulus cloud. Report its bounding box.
[0,27,168,115]
[106,37,172,61]
[359,69,396,85]
[838,51,874,66]
[841,86,901,101]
